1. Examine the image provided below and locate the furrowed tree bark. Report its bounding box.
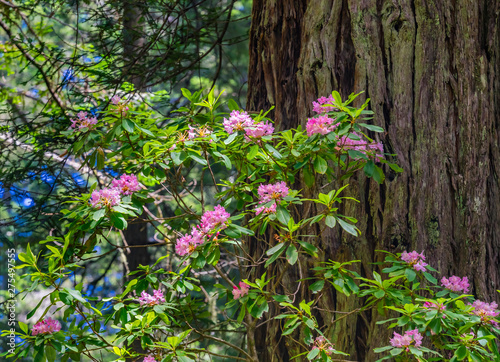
[247,0,500,360]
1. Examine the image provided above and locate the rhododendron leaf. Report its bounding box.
[110,214,127,230]
[297,241,318,257]
[181,88,192,100]
[309,280,325,293]
[264,144,282,159]
[337,218,359,236]
[303,166,315,188]
[286,245,298,265]
[358,123,384,133]
[188,152,207,166]
[423,272,437,284]
[307,348,319,360]
[276,205,290,225]
[265,243,287,267]
[454,345,467,360]
[170,151,187,165]
[325,215,336,228]
[224,132,238,144]
[92,209,106,221]
[227,99,238,111]
[313,155,327,174]
[122,118,135,133]
[373,346,393,353]
[405,268,416,282]
[207,247,220,265]
[390,347,403,356]
[246,145,259,160]
[373,165,385,184]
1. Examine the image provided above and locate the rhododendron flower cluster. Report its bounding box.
[32,317,61,336]
[223,110,254,133]
[310,336,335,356]
[336,133,384,161]
[401,251,428,272]
[70,111,98,130]
[110,95,129,115]
[441,275,470,293]
[143,356,157,362]
[187,125,212,140]
[91,174,141,208]
[232,281,250,299]
[139,289,165,307]
[423,301,446,312]
[470,300,499,326]
[312,95,336,114]
[175,205,230,256]
[90,188,121,209]
[245,121,274,139]
[390,329,423,350]
[255,181,289,215]
[306,115,339,136]
[223,110,274,139]
[111,174,141,195]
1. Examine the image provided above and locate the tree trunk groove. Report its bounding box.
[247,0,500,360]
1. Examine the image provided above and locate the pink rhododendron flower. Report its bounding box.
[199,205,230,233]
[90,188,121,209]
[143,356,157,362]
[175,228,205,256]
[312,95,336,114]
[70,111,98,130]
[257,182,289,203]
[187,125,212,140]
[255,182,289,215]
[111,95,122,105]
[401,251,428,272]
[336,133,384,161]
[32,317,61,336]
[223,110,253,133]
[139,289,165,307]
[245,121,274,139]
[423,301,446,312]
[232,282,250,299]
[255,202,277,216]
[175,205,230,256]
[310,336,335,356]
[390,329,423,351]
[112,174,141,195]
[470,300,499,327]
[306,115,339,136]
[441,276,469,293]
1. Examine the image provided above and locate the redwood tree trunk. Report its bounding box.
[247,0,500,360]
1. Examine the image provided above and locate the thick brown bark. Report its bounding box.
[247,0,500,360]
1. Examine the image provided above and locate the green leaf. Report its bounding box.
[276,205,291,225]
[331,91,342,106]
[405,268,416,282]
[18,321,28,334]
[181,88,192,100]
[390,347,403,356]
[373,165,385,184]
[454,345,467,360]
[297,241,318,257]
[110,213,128,230]
[247,145,259,160]
[264,144,282,159]
[313,155,328,174]
[337,218,359,236]
[364,160,375,177]
[188,153,207,166]
[423,272,437,284]
[224,132,238,144]
[46,345,56,362]
[92,208,106,221]
[265,243,287,267]
[303,166,315,188]
[122,118,135,133]
[325,215,336,228]
[373,346,393,353]
[307,348,320,360]
[309,280,325,293]
[227,99,239,111]
[358,123,384,132]
[286,245,298,265]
